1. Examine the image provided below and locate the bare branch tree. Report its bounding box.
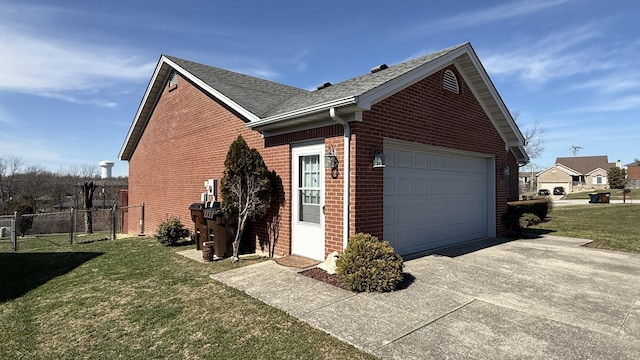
[0,156,23,201]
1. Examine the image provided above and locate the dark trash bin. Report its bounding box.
[598,192,610,204]
[189,203,209,250]
[589,193,599,203]
[203,202,231,258]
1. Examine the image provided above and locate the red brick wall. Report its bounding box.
[628,166,640,179]
[265,125,347,258]
[127,74,291,256]
[351,66,515,239]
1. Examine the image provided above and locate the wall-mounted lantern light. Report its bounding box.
[501,163,510,176]
[325,145,339,170]
[372,149,385,168]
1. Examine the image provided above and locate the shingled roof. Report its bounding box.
[120,43,528,164]
[165,56,309,118]
[556,156,616,174]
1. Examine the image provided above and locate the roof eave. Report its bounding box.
[119,56,170,161]
[248,96,362,131]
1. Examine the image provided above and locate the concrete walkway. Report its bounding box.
[210,236,640,359]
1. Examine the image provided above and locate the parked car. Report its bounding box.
[553,187,566,195]
[538,189,550,196]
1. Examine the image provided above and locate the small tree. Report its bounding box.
[11,202,35,237]
[220,135,272,261]
[81,181,97,233]
[607,167,627,189]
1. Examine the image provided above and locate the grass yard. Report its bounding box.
[0,237,374,360]
[564,189,640,200]
[529,204,640,253]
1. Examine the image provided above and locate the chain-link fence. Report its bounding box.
[0,204,144,252]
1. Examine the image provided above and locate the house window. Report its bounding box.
[593,175,606,185]
[442,69,459,94]
[168,71,179,91]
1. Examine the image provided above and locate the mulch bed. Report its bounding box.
[300,267,352,291]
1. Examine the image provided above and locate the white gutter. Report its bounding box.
[249,96,358,129]
[329,107,350,250]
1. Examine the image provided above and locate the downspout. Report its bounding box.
[329,107,350,250]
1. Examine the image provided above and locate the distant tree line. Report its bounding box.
[0,155,127,215]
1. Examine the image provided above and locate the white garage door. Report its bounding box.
[383,143,493,255]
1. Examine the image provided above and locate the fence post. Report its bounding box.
[69,208,74,245]
[112,204,117,240]
[139,202,145,236]
[11,211,17,252]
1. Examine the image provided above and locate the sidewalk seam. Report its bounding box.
[372,298,477,352]
[617,292,640,337]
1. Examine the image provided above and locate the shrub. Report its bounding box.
[155,216,189,245]
[504,199,550,235]
[519,213,541,229]
[335,233,404,293]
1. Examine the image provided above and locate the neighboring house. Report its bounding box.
[536,156,620,193]
[625,162,640,189]
[119,42,528,261]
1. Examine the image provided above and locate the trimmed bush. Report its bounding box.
[504,199,551,235]
[335,233,404,293]
[155,216,189,245]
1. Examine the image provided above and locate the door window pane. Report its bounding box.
[299,155,321,223]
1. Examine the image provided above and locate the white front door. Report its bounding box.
[291,143,325,261]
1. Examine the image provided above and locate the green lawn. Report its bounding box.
[0,237,374,360]
[529,204,640,253]
[564,189,640,200]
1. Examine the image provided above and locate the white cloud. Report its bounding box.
[481,25,610,85]
[578,95,640,112]
[573,74,640,94]
[412,0,571,34]
[0,4,155,105]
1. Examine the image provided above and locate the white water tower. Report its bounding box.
[99,161,114,179]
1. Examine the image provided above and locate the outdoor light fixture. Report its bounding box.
[325,145,338,170]
[501,163,510,176]
[372,149,385,168]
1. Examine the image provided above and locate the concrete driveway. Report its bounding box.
[211,235,640,359]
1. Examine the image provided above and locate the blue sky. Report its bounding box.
[1,0,638,177]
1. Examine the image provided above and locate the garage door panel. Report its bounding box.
[397,177,413,195]
[397,150,413,168]
[384,145,490,255]
[383,202,395,225]
[429,154,442,170]
[415,154,428,169]
[415,177,428,195]
[384,176,396,195]
[396,204,414,224]
[430,177,443,195]
[444,181,456,196]
[415,203,428,222]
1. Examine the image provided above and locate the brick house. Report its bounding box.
[536,156,620,193]
[625,162,640,189]
[119,42,528,261]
